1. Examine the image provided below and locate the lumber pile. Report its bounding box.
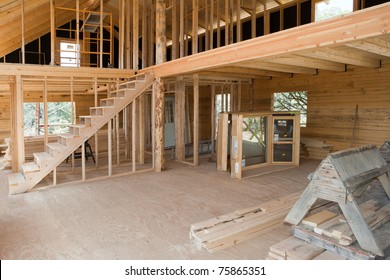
[380,140,390,163]
[267,236,325,260]
[189,192,301,253]
[300,138,332,160]
[308,201,390,246]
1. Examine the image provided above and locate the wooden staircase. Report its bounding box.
[8,73,154,195]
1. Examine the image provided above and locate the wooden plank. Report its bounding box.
[132,101,136,172]
[270,236,325,260]
[50,0,55,65]
[138,95,145,164]
[179,0,184,57]
[133,0,139,69]
[302,210,338,227]
[108,119,112,176]
[14,75,25,171]
[313,250,347,260]
[216,112,228,171]
[175,78,185,161]
[293,225,375,260]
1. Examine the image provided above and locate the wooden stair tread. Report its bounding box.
[34,152,53,161]
[21,162,40,173]
[8,173,25,186]
[46,142,66,149]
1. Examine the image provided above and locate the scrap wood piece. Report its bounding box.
[190,192,301,252]
[302,210,337,227]
[269,236,325,260]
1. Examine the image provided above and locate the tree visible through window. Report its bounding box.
[315,0,354,22]
[24,102,75,136]
[274,91,307,127]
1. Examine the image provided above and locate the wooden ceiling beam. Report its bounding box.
[206,66,292,77]
[346,38,390,58]
[237,60,317,75]
[300,47,381,68]
[264,54,346,72]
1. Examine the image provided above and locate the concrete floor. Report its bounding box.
[0,158,318,259]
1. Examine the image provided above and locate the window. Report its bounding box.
[24,102,75,136]
[164,99,175,124]
[273,91,307,127]
[60,42,80,67]
[315,0,354,22]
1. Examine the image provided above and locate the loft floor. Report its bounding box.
[0,158,325,259]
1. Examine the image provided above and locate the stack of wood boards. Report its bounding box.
[189,192,301,253]
[300,138,332,160]
[307,200,390,246]
[267,236,326,260]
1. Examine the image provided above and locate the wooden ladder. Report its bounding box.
[8,73,155,195]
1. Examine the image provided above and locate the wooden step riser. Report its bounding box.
[69,127,82,136]
[100,99,116,107]
[34,156,52,169]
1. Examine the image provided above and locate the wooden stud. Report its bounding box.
[142,2,148,68]
[119,0,125,69]
[193,74,199,166]
[211,84,216,158]
[116,113,120,165]
[138,95,145,164]
[179,0,185,57]
[192,0,198,54]
[210,0,214,50]
[50,0,55,65]
[205,0,210,51]
[216,0,220,48]
[132,101,136,171]
[149,0,155,66]
[133,0,139,70]
[154,77,165,171]
[297,0,301,26]
[12,76,25,171]
[172,0,179,59]
[21,0,25,64]
[156,0,167,65]
[76,0,80,67]
[225,0,229,46]
[82,141,86,181]
[43,79,48,144]
[175,78,185,161]
[125,0,131,68]
[108,119,112,176]
[236,0,241,42]
[99,0,103,67]
[263,1,270,35]
[229,0,233,44]
[251,0,256,38]
[53,167,57,186]
[184,4,188,56]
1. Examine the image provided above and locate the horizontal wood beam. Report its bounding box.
[300,47,381,68]
[0,63,135,78]
[206,66,292,77]
[346,38,390,58]
[140,3,390,78]
[235,60,318,75]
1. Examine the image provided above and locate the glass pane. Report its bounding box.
[242,116,268,166]
[315,0,353,22]
[274,119,294,142]
[273,144,293,162]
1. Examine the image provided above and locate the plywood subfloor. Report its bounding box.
[0,158,318,260]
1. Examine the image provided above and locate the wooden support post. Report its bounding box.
[156,0,167,65]
[251,0,256,38]
[43,79,48,144]
[132,101,136,171]
[138,95,145,164]
[50,0,55,65]
[119,0,125,69]
[21,0,25,64]
[94,78,99,167]
[225,0,229,46]
[229,0,233,44]
[12,75,25,171]
[192,0,199,54]
[175,78,185,161]
[125,0,131,68]
[209,0,214,50]
[184,4,188,56]
[116,113,120,165]
[82,141,86,181]
[154,78,165,171]
[263,2,270,35]
[172,0,179,59]
[76,0,80,66]
[193,74,199,166]
[133,0,139,70]
[205,0,210,51]
[179,0,185,57]
[250,80,254,111]
[280,4,284,31]
[124,104,129,159]
[297,0,301,26]
[142,2,148,68]
[100,0,104,67]
[211,84,216,158]
[149,0,155,66]
[216,0,220,48]
[237,82,241,111]
[108,119,112,176]
[236,0,241,42]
